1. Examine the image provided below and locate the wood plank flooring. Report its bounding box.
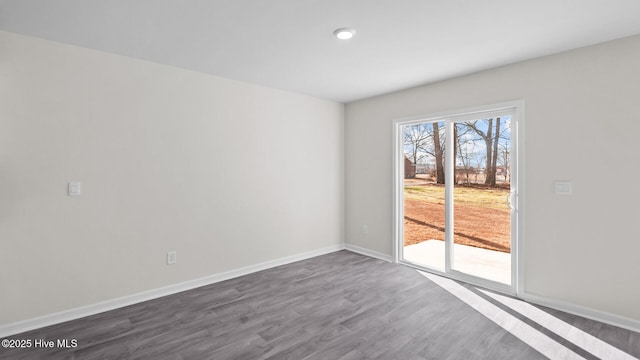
[1,250,639,359]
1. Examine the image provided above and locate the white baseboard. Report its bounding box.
[345,243,392,262]
[522,292,640,334]
[0,244,345,338]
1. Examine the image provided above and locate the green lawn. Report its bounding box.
[404,184,509,210]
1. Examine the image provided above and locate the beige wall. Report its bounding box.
[346,35,640,322]
[0,31,344,324]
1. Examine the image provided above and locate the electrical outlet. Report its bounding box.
[68,182,82,196]
[167,251,177,265]
[362,225,369,235]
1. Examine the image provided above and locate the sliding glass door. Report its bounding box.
[394,103,521,293]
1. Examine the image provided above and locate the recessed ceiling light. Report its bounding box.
[334,28,356,40]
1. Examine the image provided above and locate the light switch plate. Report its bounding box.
[554,181,572,195]
[167,251,177,265]
[68,182,82,196]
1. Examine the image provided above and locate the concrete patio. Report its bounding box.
[403,239,511,284]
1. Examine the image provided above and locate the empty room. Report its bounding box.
[1,1,639,359]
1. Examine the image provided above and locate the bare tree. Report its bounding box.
[432,122,445,184]
[455,124,475,185]
[499,143,510,182]
[465,119,495,185]
[497,120,511,183]
[488,117,501,186]
[403,124,431,165]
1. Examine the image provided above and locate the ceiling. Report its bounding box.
[1,0,640,103]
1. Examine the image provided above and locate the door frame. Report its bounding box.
[392,100,525,296]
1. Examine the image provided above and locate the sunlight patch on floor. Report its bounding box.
[420,271,638,360]
[479,290,638,360]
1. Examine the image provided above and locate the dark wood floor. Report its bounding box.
[1,250,639,359]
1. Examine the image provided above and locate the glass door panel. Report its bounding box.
[450,118,512,284]
[402,121,446,271]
